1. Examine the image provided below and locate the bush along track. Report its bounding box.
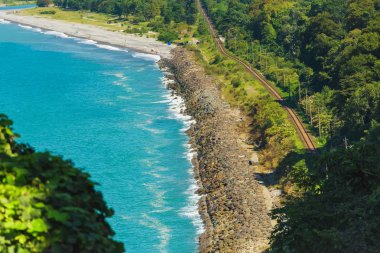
[193,0,380,251]
[196,0,316,152]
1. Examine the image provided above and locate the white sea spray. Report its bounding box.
[161,74,205,238]
[133,52,161,62]
[0,19,10,24]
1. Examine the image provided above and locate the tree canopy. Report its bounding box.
[199,0,380,251]
[202,0,380,142]
[0,114,123,252]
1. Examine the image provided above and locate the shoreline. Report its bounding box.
[0,11,274,251]
[160,73,205,240]
[161,48,273,252]
[0,13,206,248]
[0,11,173,58]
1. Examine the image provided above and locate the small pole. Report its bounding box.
[305,88,308,112]
[275,61,278,83]
[298,82,301,102]
[259,45,262,66]
[251,40,255,63]
[227,30,230,48]
[343,136,348,149]
[318,107,321,137]
[234,34,237,53]
[309,99,313,127]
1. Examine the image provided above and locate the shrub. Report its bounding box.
[231,78,242,88]
[158,31,179,42]
[39,10,56,15]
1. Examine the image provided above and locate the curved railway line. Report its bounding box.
[196,0,316,151]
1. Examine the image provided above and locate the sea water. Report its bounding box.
[0,4,36,11]
[0,22,202,252]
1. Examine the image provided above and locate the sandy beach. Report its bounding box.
[0,11,173,58]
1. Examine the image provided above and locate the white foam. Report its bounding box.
[114,72,128,80]
[78,39,97,45]
[140,214,171,253]
[17,24,43,33]
[163,90,195,132]
[18,24,32,29]
[95,44,123,51]
[43,30,72,39]
[14,24,133,55]
[180,160,205,237]
[137,122,165,135]
[0,19,10,24]
[116,95,131,100]
[144,182,168,209]
[160,74,205,238]
[133,52,161,62]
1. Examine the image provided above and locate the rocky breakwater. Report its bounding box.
[161,48,272,253]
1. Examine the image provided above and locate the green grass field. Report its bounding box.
[0,0,34,6]
[20,7,157,37]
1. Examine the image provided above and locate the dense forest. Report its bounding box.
[0,114,123,252]
[5,0,380,251]
[202,0,380,144]
[199,0,380,251]
[51,0,196,24]
[39,0,198,41]
[271,123,380,252]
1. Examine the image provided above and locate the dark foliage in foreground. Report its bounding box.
[270,123,380,253]
[0,114,123,252]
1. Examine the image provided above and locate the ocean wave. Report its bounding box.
[160,75,205,237]
[179,153,205,237]
[113,81,133,92]
[140,213,171,253]
[14,24,132,53]
[0,19,10,24]
[151,98,171,104]
[163,91,195,132]
[43,30,72,39]
[114,72,128,80]
[18,24,34,30]
[133,52,161,62]
[16,25,130,53]
[17,24,43,33]
[95,43,123,51]
[143,171,165,179]
[77,39,97,45]
[137,123,165,135]
[144,182,168,209]
[139,157,160,168]
[116,95,131,100]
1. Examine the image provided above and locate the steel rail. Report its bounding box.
[196,0,316,151]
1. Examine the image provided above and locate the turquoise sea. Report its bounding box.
[0,19,202,252]
[0,4,36,11]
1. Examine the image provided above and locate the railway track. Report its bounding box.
[196,0,316,151]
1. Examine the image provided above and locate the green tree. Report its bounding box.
[0,114,124,252]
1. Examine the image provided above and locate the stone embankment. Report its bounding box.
[161,48,272,253]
